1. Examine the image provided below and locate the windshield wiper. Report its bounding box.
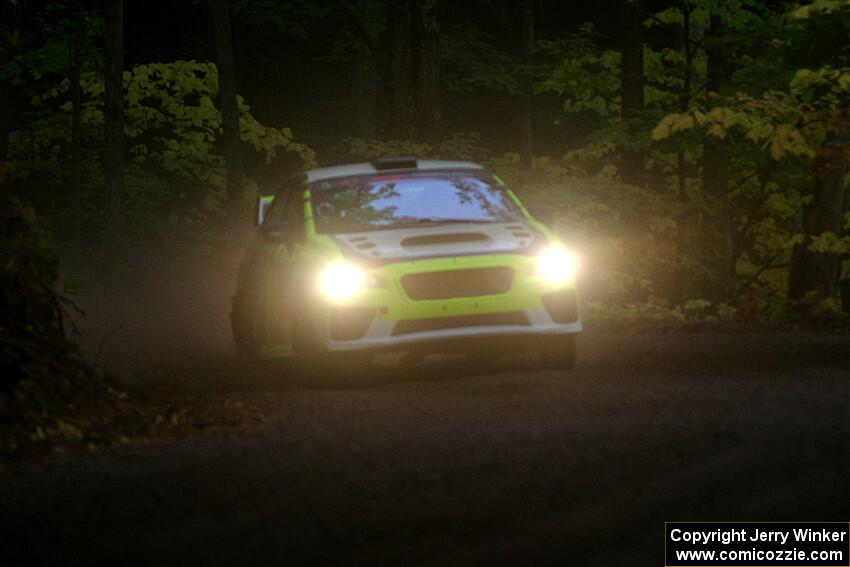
[396,218,501,227]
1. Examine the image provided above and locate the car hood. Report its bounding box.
[332,222,545,263]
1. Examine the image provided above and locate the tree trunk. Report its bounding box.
[619,0,644,185]
[788,127,848,306]
[703,12,732,296]
[413,0,441,143]
[346,0,383,138]
[841,188,850,312]
[210,0,244,215]
[670,2,699,302]
[675,2,694,199]
[70,0,85,258]
[518,0,535,167]
[0,81,13,179]
[104,0,125,246]
[387,0,414,140]
[354,40,377,139]
[0,0,22,177]
[702,13,723,197]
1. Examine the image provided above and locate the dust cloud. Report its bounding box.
[68,228,253,388]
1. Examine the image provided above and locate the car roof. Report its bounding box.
[304,160,484,183]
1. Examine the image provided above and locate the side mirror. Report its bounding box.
[527,205,557,225]
[255,194,275,226]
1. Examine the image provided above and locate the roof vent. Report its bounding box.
[371,156,418,171]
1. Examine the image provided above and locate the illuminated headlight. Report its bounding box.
[535,247,578,284]
[318,261,367,303]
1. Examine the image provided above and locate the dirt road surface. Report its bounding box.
[2,331,849,566]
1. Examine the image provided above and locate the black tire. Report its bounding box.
[230,297,268,382]
[292,308,342,383]
[292,312,322,379]
[231,301,251,360]
[292,312,374,385]
[538,334,578,371]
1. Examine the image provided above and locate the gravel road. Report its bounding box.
[2,331,850,566]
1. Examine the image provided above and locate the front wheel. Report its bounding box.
[231,298,259,366]
[232,298,283,385]
[538,334,578,371]
[292,312,322,379]
[292,312,372,384]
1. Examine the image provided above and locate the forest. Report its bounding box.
[2,2,850,564]
[1,0,849,415]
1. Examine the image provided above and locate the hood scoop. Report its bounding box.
[401,232,490,250]
[336,223,535,262]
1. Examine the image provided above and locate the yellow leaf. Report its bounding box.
[651,115,678,140]
[769,137,784,160]
[720,108,738,128]
[708,123,726,139]
[673,114,695,132]
[651,124,668,141]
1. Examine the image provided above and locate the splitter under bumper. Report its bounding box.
[320,308,582,353]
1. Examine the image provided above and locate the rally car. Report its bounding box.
[230,157,582,376]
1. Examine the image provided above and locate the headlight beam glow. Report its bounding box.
[317,261,367,303]
[535,247,578,284]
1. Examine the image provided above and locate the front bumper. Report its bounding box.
[309,253,582,354]
[320,300,583,352]
[320,306,581,353]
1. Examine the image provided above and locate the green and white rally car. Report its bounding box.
[231,157,581,375]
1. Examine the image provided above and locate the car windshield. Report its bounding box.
[309,171,521,234]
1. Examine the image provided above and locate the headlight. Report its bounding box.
[317,261,367,303]
[535,247,578,284]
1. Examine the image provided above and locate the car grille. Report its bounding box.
[391,312,529,336]
[400,267,514,300]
